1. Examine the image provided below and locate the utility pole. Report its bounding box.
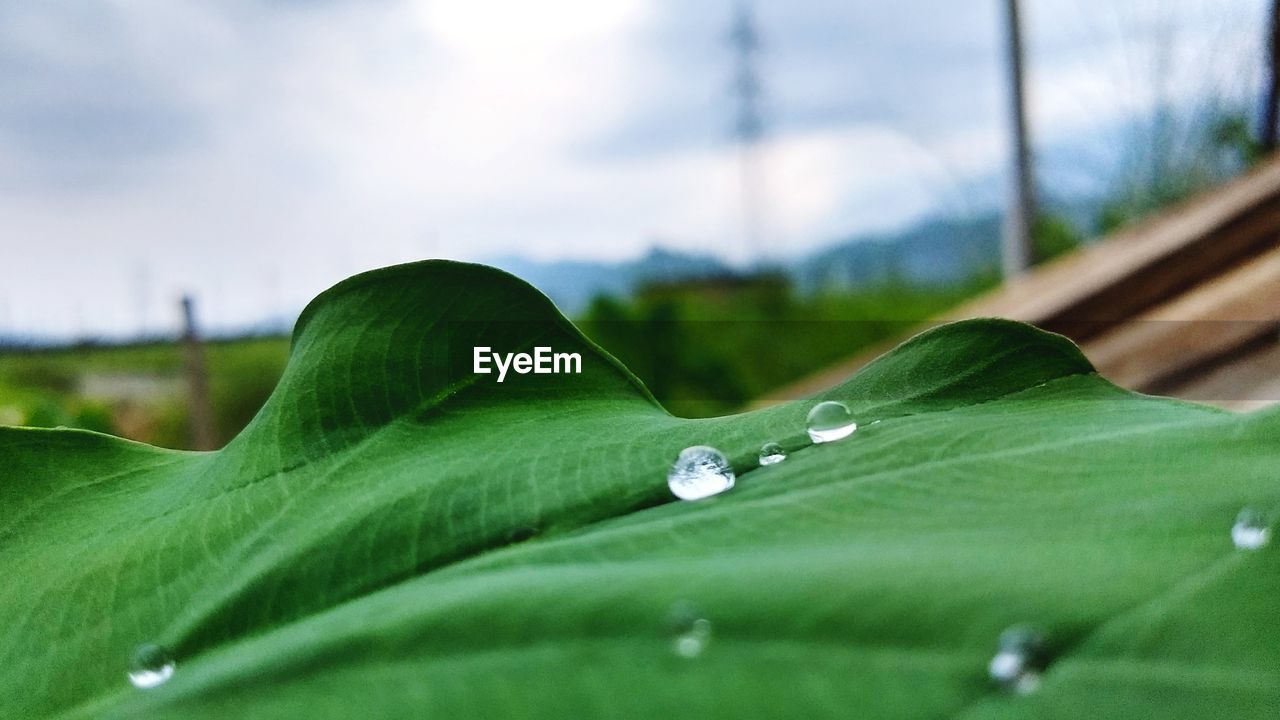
[1263,0,1280,153]
[180,295,216,450]
[1002,0,1035,278]
[729,1,765,261]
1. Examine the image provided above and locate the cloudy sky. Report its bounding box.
[0,0,1264,338]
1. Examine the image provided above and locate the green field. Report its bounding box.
[0,337,290,448]
[0,275,992,448]
[580,274,995,417]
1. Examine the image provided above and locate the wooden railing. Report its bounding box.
[756,157,1280,410]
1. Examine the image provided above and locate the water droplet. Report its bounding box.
[1232,508,1271,550]
[988,626,1045,694]
[127,644,175,689]
[667,446,735,500]
[673,618,713,658]
[758,442,787,466]
[667,605,713,659]
[805,401,857,443]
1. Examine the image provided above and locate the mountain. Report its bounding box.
[790,213,1003,292]
[489,248,732,314]
[487,211,1009,314]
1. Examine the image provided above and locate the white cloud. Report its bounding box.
[0,0,1268,338]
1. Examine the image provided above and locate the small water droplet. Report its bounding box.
[806,401,857,443]
[988,626,1046,694]
[1232,508,1271,550]
[127,644,175,689]
[673,618,713,658]
[758,442,787,466]
[668,605,713,659]
[667,446,735,500]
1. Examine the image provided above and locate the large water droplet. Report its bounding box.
[1232,508,1271,550]
[758,442,787,466]
[988,626,1045,694]
[667,446,735,500]
[668,605,713,659]
[127,644,175,689]
[805,401,857,443]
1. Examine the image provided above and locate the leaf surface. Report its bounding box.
[1,261,1277,719]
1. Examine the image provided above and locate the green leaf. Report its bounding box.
[2,260,1277,719]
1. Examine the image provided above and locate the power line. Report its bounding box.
[729,1,765,259]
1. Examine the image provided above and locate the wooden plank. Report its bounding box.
[752,157,1280,407]
[1081,245,1280,391]
[1158,336,1280,413]
[942,157,1280,336]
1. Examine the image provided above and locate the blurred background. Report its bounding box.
[1,0,1275,448]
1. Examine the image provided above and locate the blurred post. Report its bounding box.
[180,295,216,450]
[1001,0,1035,278]
[1263,0,1280,152]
